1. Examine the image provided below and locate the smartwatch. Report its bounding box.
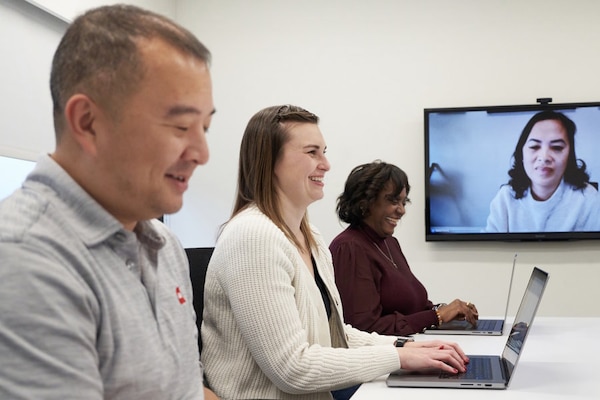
[394,337,415,347]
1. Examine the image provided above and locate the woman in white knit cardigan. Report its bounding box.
[201,105,469,400]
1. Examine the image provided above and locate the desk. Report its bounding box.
[353,317,599,399]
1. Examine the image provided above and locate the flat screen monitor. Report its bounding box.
[425,100,600,241]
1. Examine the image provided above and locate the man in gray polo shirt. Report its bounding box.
[0,5,217,399]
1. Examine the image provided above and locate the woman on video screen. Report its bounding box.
[485,110,600,232]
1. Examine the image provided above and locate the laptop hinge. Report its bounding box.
[500,357,513,383]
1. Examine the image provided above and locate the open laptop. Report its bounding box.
[424,253,518,336]
[387,266,549,389]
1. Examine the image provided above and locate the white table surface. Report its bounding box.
[352,317,599,399]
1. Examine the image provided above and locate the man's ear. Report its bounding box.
[63,94,101,157]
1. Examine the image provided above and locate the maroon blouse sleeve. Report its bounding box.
[331,236,438,336]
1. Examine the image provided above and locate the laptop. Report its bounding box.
[386,266,549,389]
[424,253,518,336]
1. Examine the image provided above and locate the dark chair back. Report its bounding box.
[184,247,214,356]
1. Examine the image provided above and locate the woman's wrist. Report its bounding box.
[432,303,446,326]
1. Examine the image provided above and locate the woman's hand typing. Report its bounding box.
[397,340,468,373]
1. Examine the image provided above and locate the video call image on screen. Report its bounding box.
[425,103,600,241]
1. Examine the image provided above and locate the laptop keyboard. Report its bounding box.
[440,357,493,380]
[477,319,500,331]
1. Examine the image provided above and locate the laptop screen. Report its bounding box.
[501,267,549,379]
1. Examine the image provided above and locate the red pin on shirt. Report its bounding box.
[176,287,186,304]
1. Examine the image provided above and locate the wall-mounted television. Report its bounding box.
[425,100,600,242]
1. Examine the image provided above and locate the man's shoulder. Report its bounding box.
[0,188,49,243]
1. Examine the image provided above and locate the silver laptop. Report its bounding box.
[424,253,518,336]
[386,267,549,389]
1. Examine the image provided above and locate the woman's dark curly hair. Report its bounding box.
[508,110,590,199]
[336,160,410,225]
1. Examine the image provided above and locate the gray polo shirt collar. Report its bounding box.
[25,155,165,251]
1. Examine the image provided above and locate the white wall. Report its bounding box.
[1,0,598,318]
[0,0,66,161]
[23,0,175,21]
[173,0,600,318]
[0,0,174,162]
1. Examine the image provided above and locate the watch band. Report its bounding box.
[395,337,415,347]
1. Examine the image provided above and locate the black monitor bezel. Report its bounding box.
[424,100,600,242]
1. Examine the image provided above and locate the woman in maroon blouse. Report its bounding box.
[330,161,479,336]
